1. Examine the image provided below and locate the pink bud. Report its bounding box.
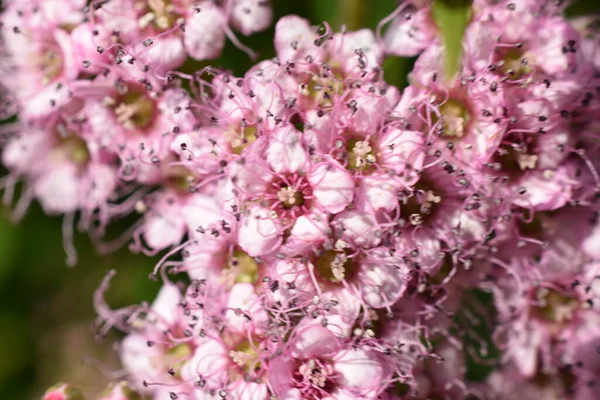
[43,383,85,400]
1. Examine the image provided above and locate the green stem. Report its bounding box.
[431,0,472,82]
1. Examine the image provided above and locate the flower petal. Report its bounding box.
[237,205,282,256]
[308,162,355,214]
[184,3,226,60]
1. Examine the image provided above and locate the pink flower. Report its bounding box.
[92,0,272,70]
[229,0,273,36]
[490,243,598,378]
[228,125,355,256]
[383,2,438,57]
[135,186,225,253]
[42,383,85,400]
[559,313,600,400]
[5,2,600,398]
[274,15,384,79]
[269,324,392,399]
[83,79,197,184]
[395,68,508,168]
[1,10,80,118]
[2,119,118,217]
[180,284,271,399]
[484,101,578,211]
[464,1,586,110]
[483,365,569,400]
[119,283,188,392]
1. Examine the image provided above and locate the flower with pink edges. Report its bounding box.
[91,0,272,72]
[4,1,600,399]
[269,323,392,399]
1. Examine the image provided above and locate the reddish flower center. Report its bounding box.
[266,174,313,219]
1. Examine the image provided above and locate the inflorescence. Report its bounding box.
[2,0,600,399]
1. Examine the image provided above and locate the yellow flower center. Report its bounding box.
[432,98,471,138]
[222,248,260,286]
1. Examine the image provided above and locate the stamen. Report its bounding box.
[516,153,538,170]
[353,141,372,157]
[277,186,299,206]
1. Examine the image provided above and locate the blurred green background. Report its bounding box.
[0,0,598,399]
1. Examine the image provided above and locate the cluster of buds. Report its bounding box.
[2,0,600,399]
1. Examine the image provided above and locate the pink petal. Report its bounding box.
[266,126,309,174]
[86,164,118,209]
[70,22,111,74]
[184,3,226,60]
[237,205,282,256]
[268,357,295,397]
[120,333,162,389]
[331,29,383,76]
[355,174,402,213]
[158,88,198,133]
[359,263,408,309]
[281,212,331,256]
[182,194,226,239]
[181,338,230,389]
[384,7,436,57]
[531,17,578,76]
[290,324,341,359]
[34,164,80,214]
[151,283,181,327]
[511,166,576,211]
[134,34,187,73]
[333,210,381,248]
[230,0,273,36]
[225,283,268,334]
[143,194,186,250]
[583,226,600,260]
[333,348,385,395]
[377,128,424,174]
[308,162,355,214]
[512,326,542,377]
[229,381,269,400]
[274,15,319,63]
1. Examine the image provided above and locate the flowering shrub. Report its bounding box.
[2,0,600,399]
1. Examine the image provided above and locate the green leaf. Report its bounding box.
[431,0,472,82]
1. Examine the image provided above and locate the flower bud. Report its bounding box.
[43,383,85,400]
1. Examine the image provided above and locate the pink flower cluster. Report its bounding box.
[2,0,600,399]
